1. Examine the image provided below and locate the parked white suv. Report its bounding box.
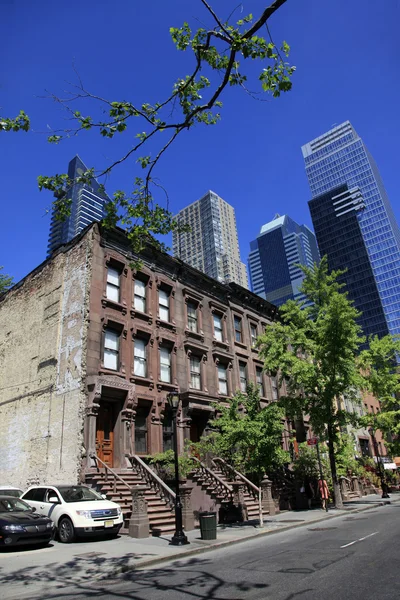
[21,485,123,543]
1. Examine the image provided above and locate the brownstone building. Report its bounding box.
[85,224,284,473]
[0,223,287,489]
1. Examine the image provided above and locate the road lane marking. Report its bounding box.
[340,531,378,548]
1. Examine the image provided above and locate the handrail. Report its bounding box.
[191,456,233,503]
[90,453,132,493]
[213,457,260,495]
[128,454,176,509]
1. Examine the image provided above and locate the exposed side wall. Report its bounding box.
[0,230,94,488]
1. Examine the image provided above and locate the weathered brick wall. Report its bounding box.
[0,231,94,489]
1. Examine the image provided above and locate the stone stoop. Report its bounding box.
[211,466,269,521]
[188,465,268,521]
[85,471,176,536]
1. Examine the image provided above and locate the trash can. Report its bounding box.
[199,511,217,540]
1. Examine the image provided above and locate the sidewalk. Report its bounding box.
[1,492,399,599]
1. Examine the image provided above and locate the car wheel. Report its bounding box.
[58,517,76,543]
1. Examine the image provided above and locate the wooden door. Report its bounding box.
[96,402,116,467]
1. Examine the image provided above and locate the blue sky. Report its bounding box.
[1,0,399,284]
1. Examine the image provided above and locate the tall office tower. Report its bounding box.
[302,121,400,339]
[172,190,248,288]
[47,155,110,256]
[248,214,320,306]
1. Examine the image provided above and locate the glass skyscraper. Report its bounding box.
[47,155,110,256]
[302,121,400,338]
[248,214,320,306]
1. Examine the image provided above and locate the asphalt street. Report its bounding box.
[2,503,400,600]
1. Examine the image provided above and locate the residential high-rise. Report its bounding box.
[248,214,320,306]
[47,155,110,255]
[302,121,400,339]
[172,190,248,288]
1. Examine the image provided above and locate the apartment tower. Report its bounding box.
[172,190,248,288]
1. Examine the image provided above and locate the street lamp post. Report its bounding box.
[368,427,390,499]
[167,392,189,546]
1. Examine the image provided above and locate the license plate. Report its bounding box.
[104,520,114,528]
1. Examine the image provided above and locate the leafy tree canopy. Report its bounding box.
[204,384,288,481]
[2,1,294,255]
[358,334,400,456]
[258,256,366,507]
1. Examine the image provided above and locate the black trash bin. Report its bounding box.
[199,511,217,540]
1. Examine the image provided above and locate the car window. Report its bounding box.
[57,486,103,503]
[0,498,32,512]
[0,489,23,498]
[22,489,37,500]
[23,487,47,502]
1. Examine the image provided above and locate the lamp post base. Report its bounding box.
[170,531,189,546]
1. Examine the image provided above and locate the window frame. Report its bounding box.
[239,361,247,393]
[159,288,170,323]
[250,323,258,348]
[256,367,264,397]
[189,355,202,390]
[133,337,147,378]
[159,345,172,383]
[234,315,242,343]
[103,328,120,371]
[187,301,198,333]
[133,278,147,313]
[213,313,223,342]
[106,266,120,303]
[217,363,228,396]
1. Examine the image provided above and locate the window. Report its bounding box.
[250,324,258,347]
[160,346,171,382]
[134,338,147,377]
[218,364,228,395]
[271,376,279,400]
[239,362,247,392]
[213,314,223,341]
[135,407,149,454]
[22,488,47,502]
[187,302,198,332]
[190,356,201,389]
[134,279,146,313]
[162,410,174,452]
[159,289,170,322]
[106,267,120,302]
[234,316,242,343]
[256,367,264,396]
[104,329,119,371]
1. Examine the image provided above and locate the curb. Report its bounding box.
[108,498,395,576]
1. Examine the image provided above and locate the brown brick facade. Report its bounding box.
[84,225,287,473]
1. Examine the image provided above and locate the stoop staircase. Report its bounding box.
[188,456,269,522]
[86,455,176,535]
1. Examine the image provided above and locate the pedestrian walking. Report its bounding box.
[318,478,329,510]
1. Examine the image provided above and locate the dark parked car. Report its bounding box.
[0,496,54,547]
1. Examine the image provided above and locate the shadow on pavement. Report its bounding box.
[1,556,271,600]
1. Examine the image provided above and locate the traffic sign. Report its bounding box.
[307,437,318,446]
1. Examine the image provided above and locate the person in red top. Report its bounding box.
[318,478,329,510]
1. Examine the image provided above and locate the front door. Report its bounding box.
[96,401,116,467]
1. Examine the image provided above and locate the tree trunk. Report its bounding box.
[327,421,343,509]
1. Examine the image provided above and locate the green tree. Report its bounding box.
[5,1,294,256]
[206,384,288,526]
[0,267,14,294]
[257,257,365,508]
[358,334,400,457]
